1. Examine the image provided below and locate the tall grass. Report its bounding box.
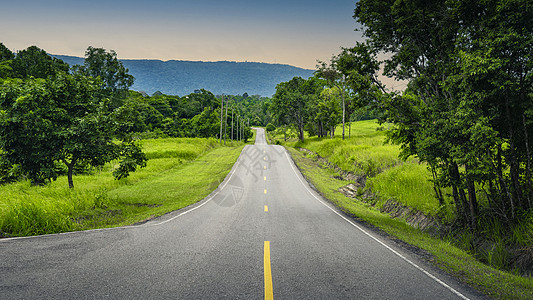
[284,120,443,216]
[0,137,246,237]
[366,162,443,215]
[141,137,218,160]
[287,120,404,177]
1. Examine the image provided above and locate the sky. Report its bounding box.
[0,0,364,70]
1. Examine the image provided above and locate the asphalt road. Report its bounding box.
[1,128,486,299]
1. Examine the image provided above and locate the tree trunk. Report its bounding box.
[431,166,444,206]
[496,145,514,219]
[506,97,522,214]
[64,158,77,189]
[452,183,463,223]
[451,162,469,224]
[465,165,478,229]
[349,117,351,138]
[522,113,532,210]
[299,125,304,142]
[459,188,470,227]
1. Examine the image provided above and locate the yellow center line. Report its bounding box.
[264,189,267,194]
[264,241,274,300]
[264,205,268,212]
[264,166,267,170]
[264,176,267,181]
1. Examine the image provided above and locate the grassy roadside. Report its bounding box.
[0,137,248,237]
[285,141,533,300]
[273,121,455,220]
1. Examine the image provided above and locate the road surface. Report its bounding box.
[1,128,485,299]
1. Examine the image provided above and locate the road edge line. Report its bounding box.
[282,149,470,300]
[149,145,247,226]
[0,145,248,242]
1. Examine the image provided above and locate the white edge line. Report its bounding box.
[1,146,248,242]
[283,149,470,300]
[148,146,246,226]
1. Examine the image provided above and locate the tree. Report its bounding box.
[11,46,69,79]
[0,73,146,188]
[316,58,348,139]
[0,43,14,78]
[316,87,342,138]
[316,42,387,139]
[190,108,220,138]
[446,0,533,219]
[0,43,13,61]
[354,0,533,227]
[270,77,323,142]
[266,123,276,132]
[76,46,134,102]
[355,0,478,226]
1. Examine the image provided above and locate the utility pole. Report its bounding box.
[224,97,228,145]
[341,74,346,140]
[219,95,224,144]
[231,108,234,141]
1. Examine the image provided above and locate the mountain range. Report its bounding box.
[53,55,314,97]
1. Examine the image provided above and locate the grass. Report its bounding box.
[0,137,248,237]
[270,120,451,219]
[286,146,533,300]
[366,162,455,219]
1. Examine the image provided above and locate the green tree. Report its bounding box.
[77,46,134,102]
[270,77,323,142]
[0,73,146,188]
[0,43,13,61]
[316,87,342,138]
[11,46,69,79]
[316,58,348,139]
[354,0,533,227]
[0,43,14,78]
[446,0,533,219]
[266,123,276,132]
[317,43,386,139]
[189,108,220,138]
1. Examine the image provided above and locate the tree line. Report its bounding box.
[269,0,533,229]
[0,44,256,188]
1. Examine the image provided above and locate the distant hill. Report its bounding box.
[52,55,314,97]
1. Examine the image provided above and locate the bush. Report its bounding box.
[266,123,276,132]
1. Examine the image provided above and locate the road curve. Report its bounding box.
[0,128,486,299]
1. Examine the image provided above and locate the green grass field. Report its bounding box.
[0,137,247,237]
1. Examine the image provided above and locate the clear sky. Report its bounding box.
[0,0,363,69]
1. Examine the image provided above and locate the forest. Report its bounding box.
[0,44,256,189]
[53,54,315,97]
